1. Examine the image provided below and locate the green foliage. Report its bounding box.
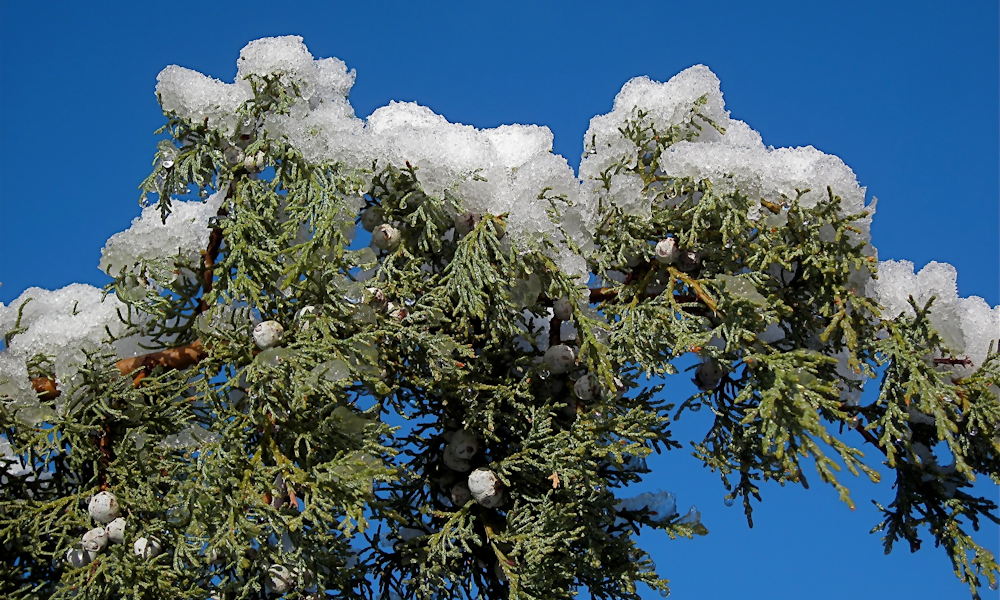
[1,65,997,600]
[868,305,1000,597]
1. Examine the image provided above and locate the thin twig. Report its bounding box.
[933,357,973,367]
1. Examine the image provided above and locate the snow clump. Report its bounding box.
[0,285,147,411]
[867,260,1000,369]
[614,490,679,524]
[99,190,226,281]
[580,65,871,230]
[155,36,595,280]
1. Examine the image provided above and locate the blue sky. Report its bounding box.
[1,1,997,598]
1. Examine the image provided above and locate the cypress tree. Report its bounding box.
[1,36,997,600]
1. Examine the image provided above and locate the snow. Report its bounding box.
[237,36,317,81]
[581,67,730,188]
[0,284,146,411]
[100,190,226,281]
[0,353,32,408]
[366,101,594,278]
[2,35,995,434]
[867,260,1000,369]
[160,426,222,450]
[658,143,868,220]
[1,436,54,487]
[236,36,369,173]
[151,37,889,285]
[155,36,597,279]
[615,490,678,523]
[580,64,870,229]
[156,65,251,135]
[1,436,33,479]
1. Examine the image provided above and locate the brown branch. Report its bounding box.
[669,267,718,313]
[853,419,888,457]
[197,204,229,314]
[30,339,207,401]
[28,340,206,490]
[116,339,207,378]
[26,177,232,492]
[933,357,973,367]
[838,401,890,458]
[588,287,700,305]
[30,377,59,401]
[97,424,114,490]
[589,287,630,303]
[548,316,562,347]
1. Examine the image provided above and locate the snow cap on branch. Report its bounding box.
[100,190,226,281]
[614,490,679,524]
[155,36,596,279]
[366,101,594,278]
[0,285,146,410]
[581,64,871,229]
[868,260,1000,368]
[155,66,252,134]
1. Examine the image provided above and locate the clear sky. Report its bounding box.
[1,2,997,599]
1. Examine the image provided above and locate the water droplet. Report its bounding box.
[161,160,174,169]
[989,579,998,591]
[256,348,292,367]
[724,497,735,507]
[313,359,351,383]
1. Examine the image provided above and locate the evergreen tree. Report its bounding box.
[1,36,997,599]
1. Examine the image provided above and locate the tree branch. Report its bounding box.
[853,418,888,457]
[197,203,229,314]
[29,180,230,400]
[29,339,208,401]
[588,287,700,305]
